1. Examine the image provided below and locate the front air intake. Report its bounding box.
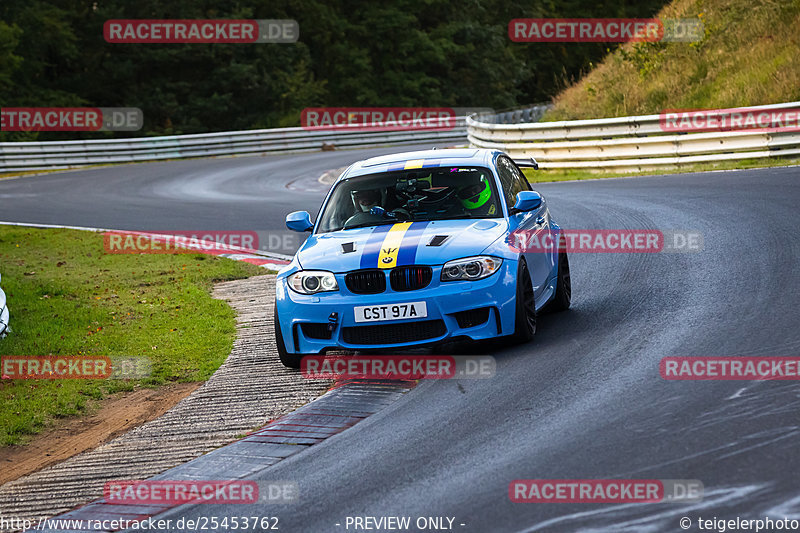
[390,266,432,292]
[345,269,386,294]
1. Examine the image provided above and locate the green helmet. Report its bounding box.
[458,175,492,210]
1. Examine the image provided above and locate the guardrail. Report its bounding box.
[0,118,468,172]
[474,104,552,125]
[468,102,800,171]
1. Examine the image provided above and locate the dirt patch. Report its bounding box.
[0,383,199,486]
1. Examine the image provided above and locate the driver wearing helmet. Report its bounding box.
[457,174,497,216]
[351,189,382,213]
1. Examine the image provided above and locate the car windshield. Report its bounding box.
[316,166,502,233]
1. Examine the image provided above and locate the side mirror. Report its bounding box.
[510,191,542,214]
[286,211,313,232]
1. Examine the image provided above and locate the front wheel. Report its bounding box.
[511,259,536,343]
[274,305,302,369]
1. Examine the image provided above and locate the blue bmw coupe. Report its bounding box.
[275,148,571,367]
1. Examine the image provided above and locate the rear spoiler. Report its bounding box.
[514,157,539,171]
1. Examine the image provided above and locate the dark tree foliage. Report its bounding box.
[0,0,666,139]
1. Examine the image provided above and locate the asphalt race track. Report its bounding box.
[3,149,800,531]
[0,145,448,234]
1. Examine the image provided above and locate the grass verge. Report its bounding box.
[0,226,264,445]
[0,169,73,180]
[522,156,800,183]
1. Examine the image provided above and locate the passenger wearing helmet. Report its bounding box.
[458,174,497,216]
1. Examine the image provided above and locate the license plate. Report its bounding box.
[354,302,428,323]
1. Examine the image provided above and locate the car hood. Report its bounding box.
[296,219,508,272]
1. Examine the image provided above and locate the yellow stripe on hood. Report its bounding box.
[377,222,413,269]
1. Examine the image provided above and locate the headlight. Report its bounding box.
[288,270,339,294]
[441,256,503,282]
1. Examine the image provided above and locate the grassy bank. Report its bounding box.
[0,226,263,445]
[546,0,800,120]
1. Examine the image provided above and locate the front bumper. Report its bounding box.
[275,261,518,354]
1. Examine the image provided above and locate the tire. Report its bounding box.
[511,259,536,343]
[274,305,302,369]
[546,251,571,313]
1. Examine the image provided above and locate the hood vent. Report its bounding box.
[341,242,356,254]
[427,235,450,247]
